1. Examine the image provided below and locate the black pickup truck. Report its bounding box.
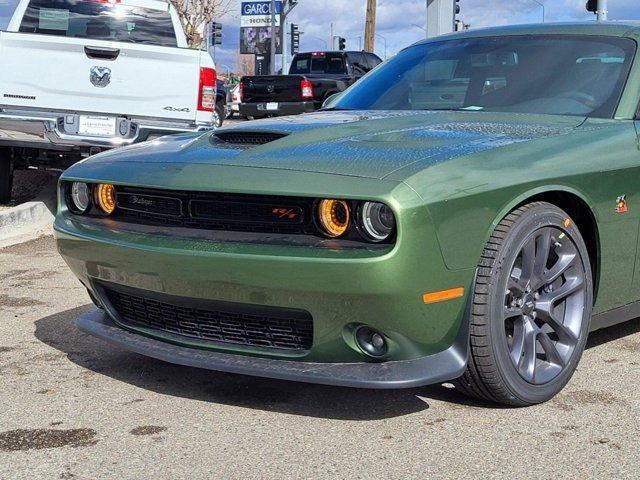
[239,51,382,118]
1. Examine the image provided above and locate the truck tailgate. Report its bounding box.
[242,75,305,103]
[0,32,202,121]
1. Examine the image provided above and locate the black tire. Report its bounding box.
[0,148,14,204]
[456,202,593,406]
[213,102,225,128]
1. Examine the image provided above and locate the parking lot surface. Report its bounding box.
[1,236,639,479]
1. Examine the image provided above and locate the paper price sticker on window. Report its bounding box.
[38,8,70,31]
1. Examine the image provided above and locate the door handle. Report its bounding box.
[84,46,120,61]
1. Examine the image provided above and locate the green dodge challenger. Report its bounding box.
[55,23,640,406]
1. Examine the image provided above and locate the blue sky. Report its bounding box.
[2,0,639,71]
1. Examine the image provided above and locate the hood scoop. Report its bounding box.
[213,131,289,146]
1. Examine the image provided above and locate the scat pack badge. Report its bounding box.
[616,195,628,214]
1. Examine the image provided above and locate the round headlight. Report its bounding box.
[358,202,395,242]
[317,199,350,238]
[94,183,117,215]
[70,182,91,213]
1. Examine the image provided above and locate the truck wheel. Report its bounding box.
[213,102,225,128]
[0,149,14,204]
[455,202,593,406]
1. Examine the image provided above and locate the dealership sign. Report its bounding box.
[240,1,283,27]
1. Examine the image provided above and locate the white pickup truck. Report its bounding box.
[0,0,217,202]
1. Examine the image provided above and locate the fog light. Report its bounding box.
[94,183,117,215]
[355,326,388,358]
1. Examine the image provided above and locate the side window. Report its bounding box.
[366,54,382,70]
[349,53,368,76]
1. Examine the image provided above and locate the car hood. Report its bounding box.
[78,110,588,180]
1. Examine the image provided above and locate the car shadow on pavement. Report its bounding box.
[586,317,640,349]
[35,306,640,417]
[34,306,486,420]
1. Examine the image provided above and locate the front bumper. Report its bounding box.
[239,101,316,117]
[54,169,475,384]
[0,108,213,150]
[78,308,469,389]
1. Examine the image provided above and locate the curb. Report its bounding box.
[0,201,55,248]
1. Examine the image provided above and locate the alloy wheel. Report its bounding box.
[503,227,586,385]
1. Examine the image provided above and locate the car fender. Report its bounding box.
[485,184,601,247]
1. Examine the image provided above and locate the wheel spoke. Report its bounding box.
[520,236,537,287]
[535,302,578,346]
[542,240,578,285]
[517,323,538,382]
[538,332,565,367]
[532,230,552,287]
[509,318,526,365]
[539,276,584,305]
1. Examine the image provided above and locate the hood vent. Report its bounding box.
[214,131,289,146]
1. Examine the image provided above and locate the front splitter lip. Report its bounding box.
[77,308,469,390]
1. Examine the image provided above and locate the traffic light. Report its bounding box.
[291,23,300,55]
[586,0,597,13]
[211,22,222,46]
[455,0,461,15]
[338,37,346,51]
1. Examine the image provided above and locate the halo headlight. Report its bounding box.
[317,199,350,238]
[94,184,117,215]
[358,202,395,242]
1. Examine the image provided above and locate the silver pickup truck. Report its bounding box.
[0,0,217,202]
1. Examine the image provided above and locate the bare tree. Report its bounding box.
[171,0,235,47]
[235,53,255,77]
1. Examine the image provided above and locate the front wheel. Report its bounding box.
[456,202,593,406]
[0,148,14,204]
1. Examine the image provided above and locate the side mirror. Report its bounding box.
[322,92,342,109]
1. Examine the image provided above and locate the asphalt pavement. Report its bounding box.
[1,235,639,479]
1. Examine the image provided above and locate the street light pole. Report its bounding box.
[269,0,276,74]
[375,33,387,60]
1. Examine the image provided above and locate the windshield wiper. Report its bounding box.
[320,107,354,112]
[420,106,484,112]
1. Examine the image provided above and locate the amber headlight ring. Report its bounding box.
[94,183,117,215]
[315,199,351,238]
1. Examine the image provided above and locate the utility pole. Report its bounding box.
[269,0,276,74]
[364,0,376,53]
[597,0,608,21]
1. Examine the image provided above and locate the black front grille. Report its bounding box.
[214,131,288,145]
[114,187,316,235]
[103,286,314,351]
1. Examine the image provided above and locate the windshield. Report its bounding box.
[334,35,636,118]
[290,53,346,74]
[18,0,177,47]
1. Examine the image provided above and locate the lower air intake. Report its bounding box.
[102,285,314,352]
